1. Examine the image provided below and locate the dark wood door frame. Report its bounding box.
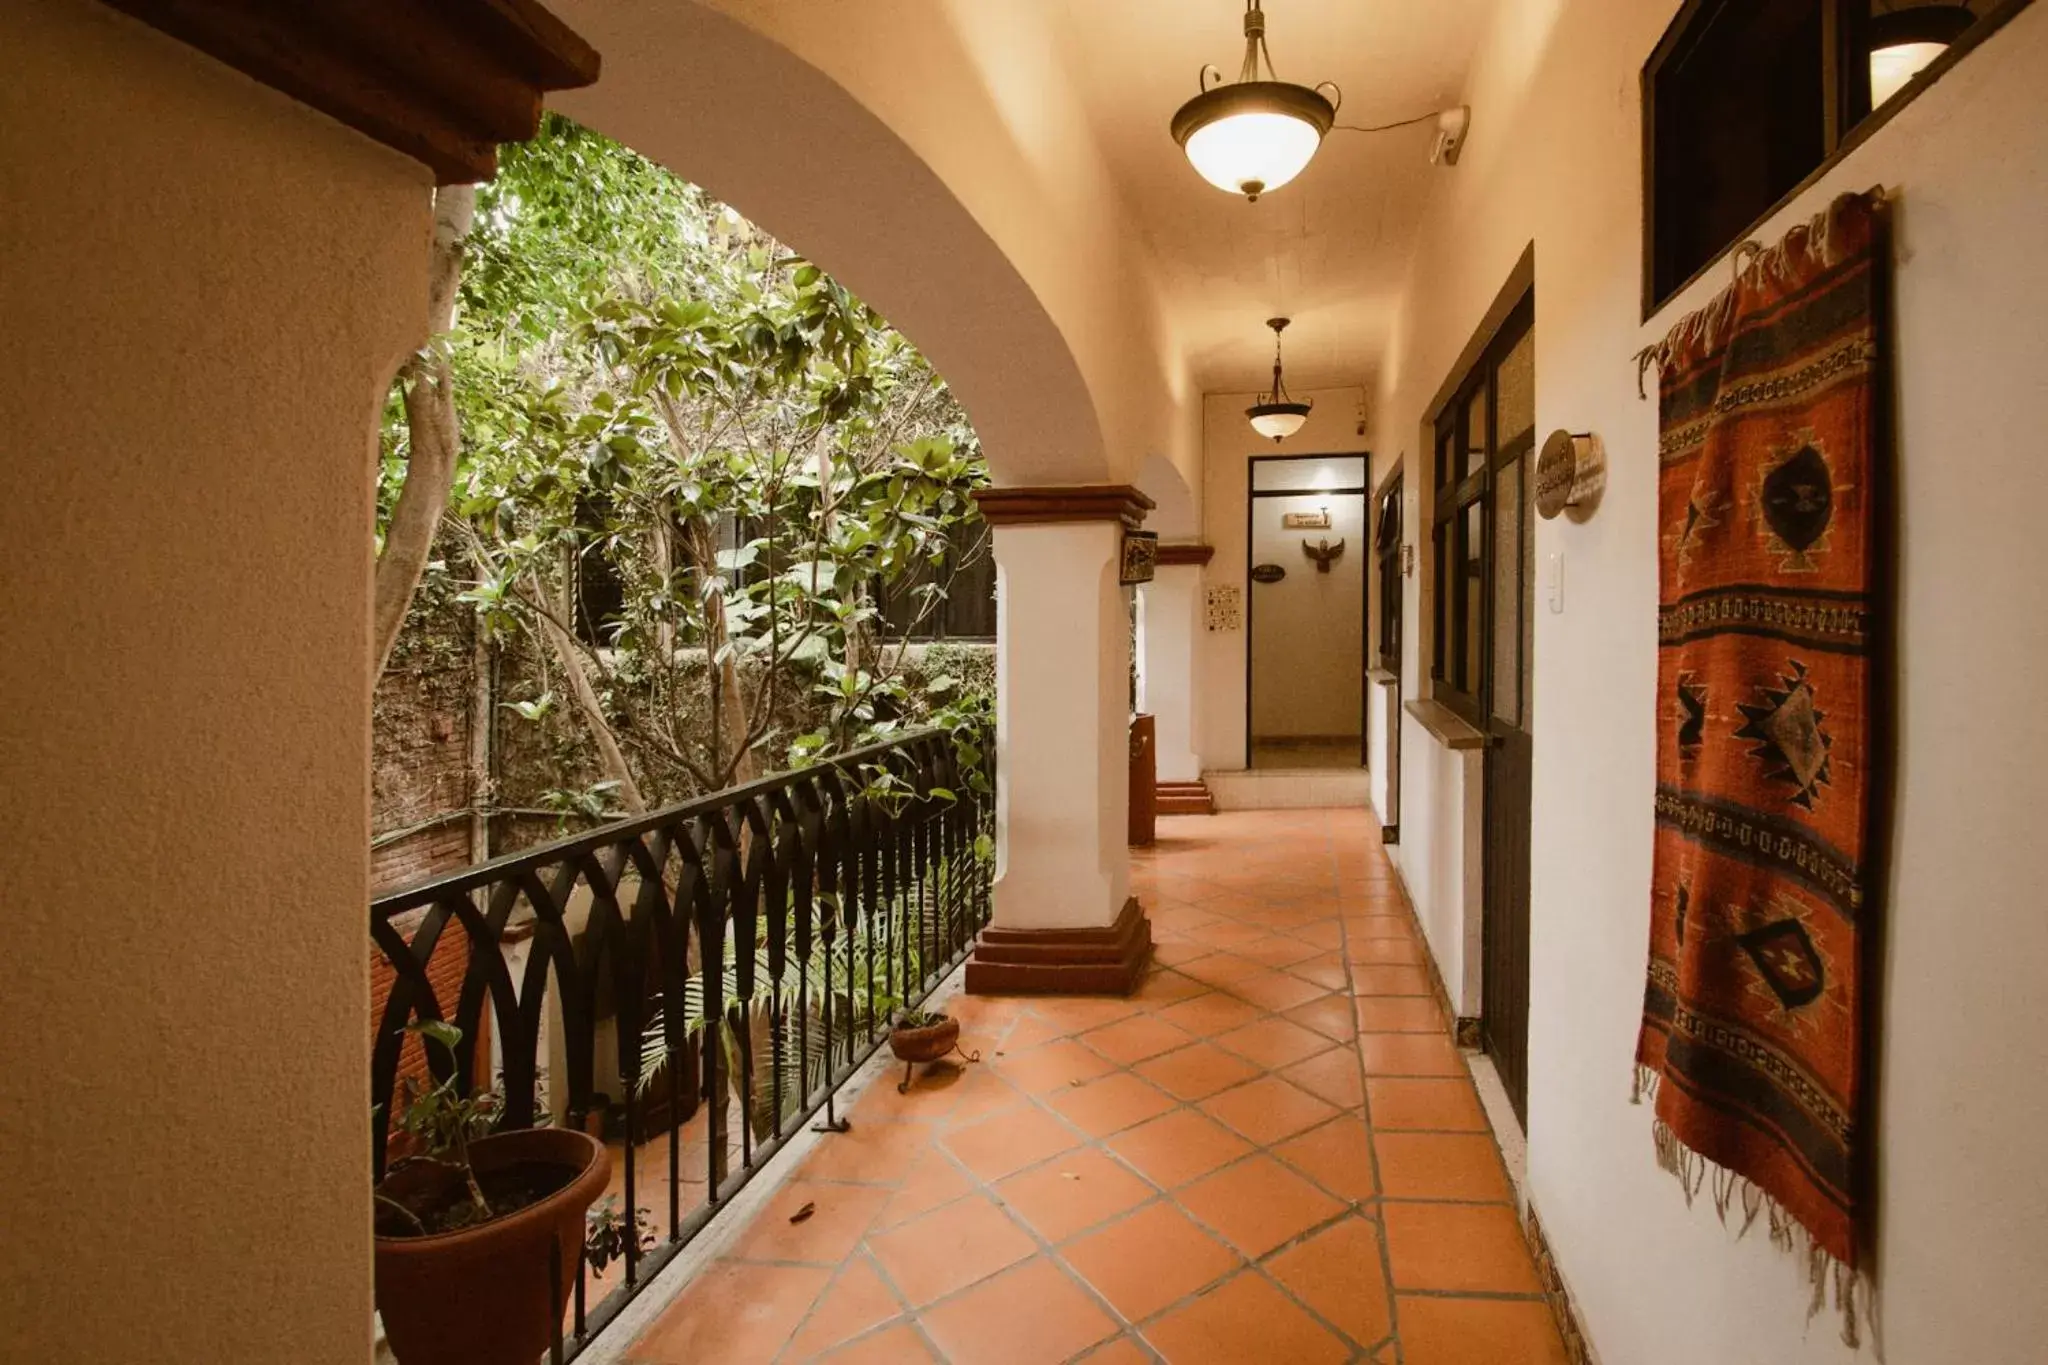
[1371,463,1404,842]
[1242,452,1371,770]
[1424,266,1536,1126]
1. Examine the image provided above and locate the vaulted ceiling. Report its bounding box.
[1050,0,1491,395]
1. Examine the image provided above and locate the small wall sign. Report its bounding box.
[1535,429,1606,520]
[1250,562,1287,584]
[1281,509,1331,530]
[1119,530,1158,585]
[1205,585,1242,632]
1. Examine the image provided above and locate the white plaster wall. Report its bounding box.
[1368,680,1394,819]
[991,521,1131,929]
[1140,566,1204,784]
[0,3,427,1360]
[1379,2,2048,1360]
[1196,388,1370,770]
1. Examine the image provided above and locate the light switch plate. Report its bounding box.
[1546,551,1564,614]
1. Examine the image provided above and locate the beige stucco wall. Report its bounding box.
[1377,2,2048,1360]
[1197,388,1370,771]
[0,4,427,1360]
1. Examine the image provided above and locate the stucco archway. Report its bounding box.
[549,0,1109,487]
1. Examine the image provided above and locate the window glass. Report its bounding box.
[1493,461,1522,725]
[1433,527,1448,680]
[1461,500,1485,695]
[1251,455,1368,493]
[1464,388,1488,480]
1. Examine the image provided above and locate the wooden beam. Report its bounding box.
[100,0,600,183]
[972,484,1156,530]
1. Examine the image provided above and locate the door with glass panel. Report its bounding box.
[1430,294,1535,1125]
[1245,454,1370,770]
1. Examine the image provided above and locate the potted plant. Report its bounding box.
[373,1022,611,1365]
[887,1005,971,1093]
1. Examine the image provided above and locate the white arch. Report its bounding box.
[550,0,1121,486]
[1135,451,1199,540]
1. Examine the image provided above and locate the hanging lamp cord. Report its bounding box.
[1332,112,1443,134]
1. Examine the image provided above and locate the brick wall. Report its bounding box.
[372,543,480,892]
[370,912,490,1156]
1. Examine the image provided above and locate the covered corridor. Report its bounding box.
[623,811,1566,1365]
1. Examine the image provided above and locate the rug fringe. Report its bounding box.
[1645,1114,1868,1349]
[1631,1063,1662,1105]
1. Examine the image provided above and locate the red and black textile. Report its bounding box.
[1635,190,1886,1293]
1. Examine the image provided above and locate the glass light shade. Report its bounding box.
[1172,82,1336,201]
[1869,40,1948,106]
[1185,111,1324,198]
[1247,404,1311,441]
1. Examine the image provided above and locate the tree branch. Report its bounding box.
[374,183,476,681]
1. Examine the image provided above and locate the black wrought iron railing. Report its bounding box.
[370,727,993,1358]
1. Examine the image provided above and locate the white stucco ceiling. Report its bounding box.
[1051,0,1490,397]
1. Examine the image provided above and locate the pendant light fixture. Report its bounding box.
[1868,4,1973,107]
[1247,318,1312,442]
[1171,0,1339,202]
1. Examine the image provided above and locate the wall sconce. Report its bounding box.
[1869,4,1974,107]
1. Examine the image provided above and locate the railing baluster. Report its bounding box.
[368,725,988,1361]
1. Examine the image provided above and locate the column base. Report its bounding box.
[964,897,1152,996]
[1156,780,1215,815]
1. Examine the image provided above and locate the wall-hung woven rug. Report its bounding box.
[1633,188,1887,1345]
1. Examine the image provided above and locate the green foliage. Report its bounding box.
[584,1196,656,1275]
[382,1021,502,1229]
[380,113,990,809]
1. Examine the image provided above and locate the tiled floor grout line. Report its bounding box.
[631,813,1563,1364]
[1326,820,1411,1365]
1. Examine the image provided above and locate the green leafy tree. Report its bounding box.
[376,116,989,813]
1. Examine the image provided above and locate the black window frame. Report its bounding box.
[876,517,996,643]
[1430,293,1535,729]
[1644,0,2032,317]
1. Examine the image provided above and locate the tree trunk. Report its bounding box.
[532,571,649,815]
[681,516,757,787]
[373,182,475,682]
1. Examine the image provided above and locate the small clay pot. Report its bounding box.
[375,1127,610,1365]
[887,1014,960,1064]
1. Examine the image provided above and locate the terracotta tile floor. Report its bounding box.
[625,808,1568,1364]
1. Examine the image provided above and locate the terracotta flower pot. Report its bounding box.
[888,1014,960,1064]
[375,1127,611,1365]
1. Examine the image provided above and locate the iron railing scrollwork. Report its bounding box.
[370,727,994,1357]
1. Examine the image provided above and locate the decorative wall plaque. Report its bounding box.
[1281,509,1331,529]
[1250,562,1286,584]
[1204,585,1242,632]
[1535,430,1605,519]
[1119,530,1158,584]
[1301,537,1345,573]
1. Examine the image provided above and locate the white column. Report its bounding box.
[989,518,1132,931]
[1138,561,1204,784]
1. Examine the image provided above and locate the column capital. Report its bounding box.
[973,484,1155,530]
[1155,542,1215,567]
[100,0,600,183]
